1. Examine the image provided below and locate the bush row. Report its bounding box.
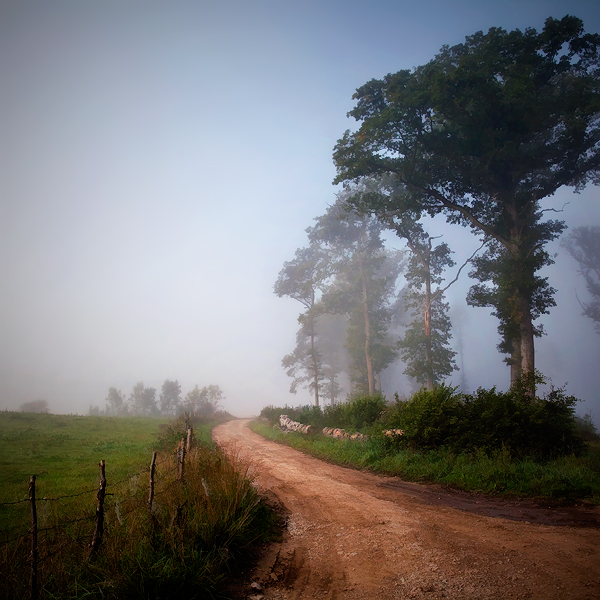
[262,376,596,460]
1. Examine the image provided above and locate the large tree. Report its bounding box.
[129,382,158,416]
[308,198,401,395]
[397,232,459,389]
[275,244,330,405]
[105,387,127,415]
[562,225,600,332]
[333,16,600,384]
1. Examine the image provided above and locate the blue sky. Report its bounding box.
[1,1,599,418]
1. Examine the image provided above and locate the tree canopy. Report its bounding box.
[333,15,600,383]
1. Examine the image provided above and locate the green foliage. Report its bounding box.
[343,394,387,430]
[381,377,586,459]
[333,16,600,379]
[384,384,462,450]
[260,394,387,433]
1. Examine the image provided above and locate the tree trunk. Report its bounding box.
[510,336,522,386]
[519,294,535,391]
[310,326,319,407]
[424,264,434,391]
[360,265,375,395]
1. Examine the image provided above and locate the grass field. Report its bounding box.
[250,421,600,503]
[0,411,277,599]
[0,411,172,505]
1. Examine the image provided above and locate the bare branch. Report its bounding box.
[430,238,489,304]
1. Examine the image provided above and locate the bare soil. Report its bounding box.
[213,419,600,600]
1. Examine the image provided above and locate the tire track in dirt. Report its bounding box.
[213,419,600,600]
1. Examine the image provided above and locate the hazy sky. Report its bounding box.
[1,1,599,420]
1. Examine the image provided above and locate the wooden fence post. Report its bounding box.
[186,426,193,453]
[148,452,157,518]
[177,438,186,481]
[88,460,107,561]
[29,475,38,600]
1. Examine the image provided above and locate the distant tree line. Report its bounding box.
[88,381,225,417]
[19,399,49,413]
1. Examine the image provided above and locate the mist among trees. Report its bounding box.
[91,381,225,417]
[277,15,600,405]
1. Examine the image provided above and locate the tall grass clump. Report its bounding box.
[0,414,277,599]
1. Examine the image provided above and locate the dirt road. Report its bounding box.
[213,419,600,600]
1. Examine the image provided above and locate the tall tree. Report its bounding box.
[183,385,221,416]
[315,313,348,404]
[105,387,127,415]
[129,382,157,416]
[275,244,330,405]
[333,16,600,384]
[308,197,401,394]
[398,231,459,389]
[562,225,600,332]
[350,179,478,389]
[160,379,182,415]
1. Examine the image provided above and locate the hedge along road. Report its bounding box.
[213,419,600,600]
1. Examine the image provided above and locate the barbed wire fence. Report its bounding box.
[0,420,196,600]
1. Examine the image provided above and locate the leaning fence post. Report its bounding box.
[29,475,38,600]
[148,452,157,518]
[88,460,107,561]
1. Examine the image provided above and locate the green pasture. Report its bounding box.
[0,412,277,599]
[0,411,171,503]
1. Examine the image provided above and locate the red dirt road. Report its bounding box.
[213,419,600,600]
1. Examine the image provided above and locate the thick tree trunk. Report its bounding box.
[510,336,522,386]
[519,295,535,393]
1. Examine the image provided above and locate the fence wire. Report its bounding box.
[0,445,187,554]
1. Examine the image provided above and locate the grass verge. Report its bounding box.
[250,421,600,504]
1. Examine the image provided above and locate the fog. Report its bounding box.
[1,1,599,422]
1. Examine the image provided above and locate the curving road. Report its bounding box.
[213,419,600,600]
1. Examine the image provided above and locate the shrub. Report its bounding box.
[343,394,388,431]
[380,377,587,459]
[383,384,462,451]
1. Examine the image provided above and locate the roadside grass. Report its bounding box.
[0,412,279,599]
[250,422,600,503]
